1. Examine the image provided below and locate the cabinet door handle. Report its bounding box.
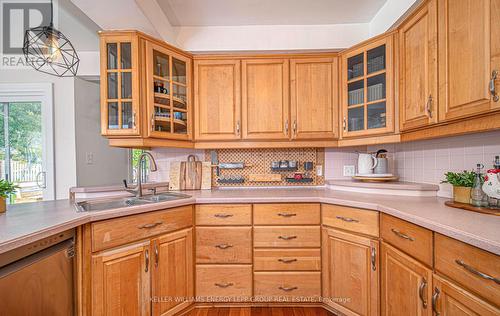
[215,243,233,249]
[279,286,298,292]
[278,235,297,240]
[236,120,240,136]
[490,70,499,102]
[432,287,440,316]
[151,113,155,131]
[343,117,347,131]
[419,277,428,309]
[215,282,233,288]
[285,119,289,135]
[426,94,433,118]
[391,228,415,241]
[336,216,359,223]
[278,258,298,264]
[370,247,377,271]
[154,243,159,267]
[292,120,297,135]
[455,259,500,285]
[214,213,233,218]
[138,221,163,229]
[145,249,149,272]
[133,112,136,128]
[278,212,297,218]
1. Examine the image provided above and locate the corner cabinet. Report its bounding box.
[341,34,395,138]
[99,31,193,147]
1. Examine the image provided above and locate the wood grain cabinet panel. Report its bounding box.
[437,0,500,121]
[253,203,320,225]
[322,228,379,316]
[242,59,290,140]
[253,226,320,248]
[92,241,151,316]
[399,0,438,131]
[151,229,193,316]
[322,204,379,237]
[194,59,241,140]
[254,272,321,300]
[196,227,252,263]
[381,242,432,316]
[290,58,339,139]
[195,204,252,226]
[254,248,321,271]
[196,265,252,299]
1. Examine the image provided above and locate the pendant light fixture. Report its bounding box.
[23,0,80,77]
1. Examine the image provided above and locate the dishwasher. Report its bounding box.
[0,229,75,316]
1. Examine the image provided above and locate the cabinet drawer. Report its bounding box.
[196,227,252,263]
[253,203,320,225]
[380,214,433,266]
[91,206,193,252]
[254,249,321,271]
[322,204,379,237]
[195,204,252,226]
[435,233,500,307]
[254,272,321,299]
[254,226,320,248]
[196,265,252,298]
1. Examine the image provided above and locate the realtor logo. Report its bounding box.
[1,0,57,68]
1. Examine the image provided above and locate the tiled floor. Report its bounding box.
[185,307,335,316]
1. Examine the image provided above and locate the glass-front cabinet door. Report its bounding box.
[146,42,191,140]
[341,35,394,138]
[100,34,140,136]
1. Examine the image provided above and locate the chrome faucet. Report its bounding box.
[124,152,158,197]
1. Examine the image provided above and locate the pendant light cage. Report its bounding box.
[22,0,79,77]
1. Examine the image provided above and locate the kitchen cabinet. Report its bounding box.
[290,58,339,139]
[152,229,193,316]
[399,0,438,131]
[194,59,241,141]
[341,34,395,138]
[92,241,151,316]
[381,242,432,316]
[322,228,379,316]
[242,59,290,140]
[437,0,500,122]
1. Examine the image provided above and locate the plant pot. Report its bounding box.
[453,186,472,204]
[0,197,5,213]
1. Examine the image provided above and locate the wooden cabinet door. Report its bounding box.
[322,228,379,316]
[92,241,151,316]
[152,228,193,316]
[399,0,438,131]
[194,59,241,140]
[437,0,500,122]
[381,242,432,316]
[242,59,290,140]
[432,274,500,316]
[290,58,339,139]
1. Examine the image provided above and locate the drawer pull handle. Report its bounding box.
[370,247,377,271]
[138,221,163,229]
[432,287,440,316]
[419,277,428,309]
[154,243,159,267]
[279,286,298,292]
[278,235,297,240]
[278,258,298,264]
[145,249,149,273]
[391,228,415,241]
[455,259,500,285]
[336,216,359,223]
[215,244,233,249]
[278,212,297,217]
[214,213,233,218]
[215,282,233,288]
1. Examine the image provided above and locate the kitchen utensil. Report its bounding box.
[180,155,202,190]
[249,174,281,182]
[280,161,289,168]
[289,161,297,168]
[294,173,303,180]
[374,157,388,174]
[219,162,245,169]
[303,162,313,170]
[375,149,388,157]
[357,153,378,174]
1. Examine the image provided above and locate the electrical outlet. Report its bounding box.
[316,165,323,176]
[86,152,94,165]
[343,165,355,176]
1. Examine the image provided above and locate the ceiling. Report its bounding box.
[157,0,388,27]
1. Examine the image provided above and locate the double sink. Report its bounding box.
[75,192,191,212]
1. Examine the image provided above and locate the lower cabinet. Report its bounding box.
[381,242,432,316]
[322,227,379,316]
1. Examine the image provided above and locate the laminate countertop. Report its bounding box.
[1,187,499,256]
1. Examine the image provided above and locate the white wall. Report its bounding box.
[74,78,129,186]
[369,0,420,36]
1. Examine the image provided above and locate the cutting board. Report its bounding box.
[180,155,202,190]
[170,157,211,190]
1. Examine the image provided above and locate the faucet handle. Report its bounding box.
[123,179,129,188]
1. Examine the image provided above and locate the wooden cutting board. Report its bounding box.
[170,160,211,190]
[180,155,202,190]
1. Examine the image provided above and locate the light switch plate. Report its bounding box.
[316,165,323,176]
[343,165,355,176]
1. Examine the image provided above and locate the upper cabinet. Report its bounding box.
[341,34,395,138]
[290,58,339,140]
[437,0,500,122]
[399,0,438,131]
[242,59,290,140]
[194,59,241,141]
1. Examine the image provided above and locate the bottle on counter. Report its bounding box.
[471,163,487,207]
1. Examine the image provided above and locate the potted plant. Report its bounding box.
[442,170,475,204]
[0,179,19,213]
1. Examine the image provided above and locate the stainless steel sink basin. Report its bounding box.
[75,192,191,212]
